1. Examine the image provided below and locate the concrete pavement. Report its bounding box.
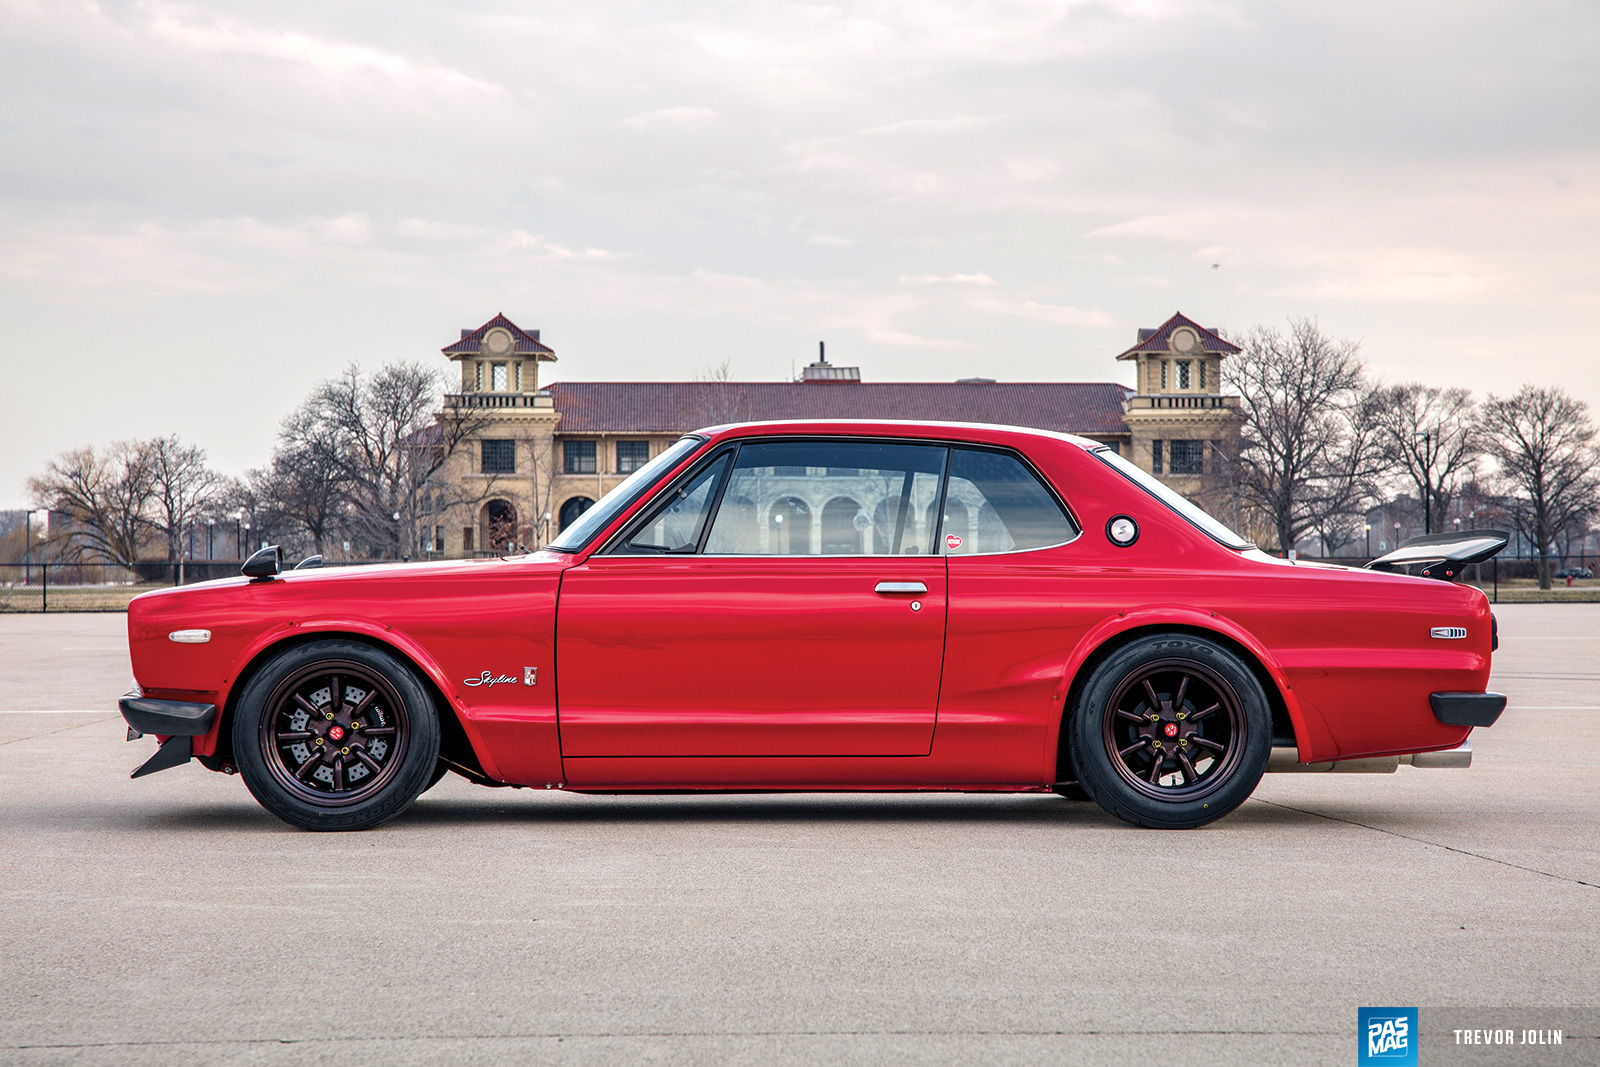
[1,606,1596,1065]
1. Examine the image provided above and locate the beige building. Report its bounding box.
[1116,311,1246,503]
[432,311,1242,555]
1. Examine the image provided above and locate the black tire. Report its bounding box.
[233,640,440,831]
[422,760,450,793]
[1068,633,1270,829]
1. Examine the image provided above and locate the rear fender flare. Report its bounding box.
[1044,607,1318,779]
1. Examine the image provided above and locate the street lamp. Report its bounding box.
[236,509,245,560]
[206,517,215,561]
[1364,522,1371,557]
[1413,430,1432,533]
[23,508,45,587]
[1394,521,1402,547]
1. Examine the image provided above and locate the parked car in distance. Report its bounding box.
[120,420,1507,832]
[1554,566,1593,579]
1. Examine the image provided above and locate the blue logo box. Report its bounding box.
[1358,1007,1418,1066]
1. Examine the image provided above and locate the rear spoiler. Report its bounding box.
[1366,529,1509,581]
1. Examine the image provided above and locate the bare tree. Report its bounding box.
[26,441,154,566]
[1227,318,1380,554]
[693,357,753,426]
[263,401,352,556]
[1371,383,1483,534]
[1481,385,1600,589]
[144,435,222,572]
[285,362,495,558]
[511,430,565,549]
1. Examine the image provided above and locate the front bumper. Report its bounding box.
[1430,691,1506,728]
[119,695,217,778]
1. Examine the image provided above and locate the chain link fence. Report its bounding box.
[0,560,409,612]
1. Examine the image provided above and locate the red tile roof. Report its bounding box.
[544,382,1132,436]
[442,312,555,356]
[1118,312,1239,358]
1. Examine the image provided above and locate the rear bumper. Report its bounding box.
[1430,691,1506,728]
[119,695,217,779]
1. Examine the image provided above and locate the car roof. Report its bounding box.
[692,419,1105,451]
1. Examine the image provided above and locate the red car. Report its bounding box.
[120,420,1506,831]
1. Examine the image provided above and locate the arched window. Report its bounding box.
[822,497,864,554]
[482,499,518,552]
[768,497,812,554]
[559,496,595,533]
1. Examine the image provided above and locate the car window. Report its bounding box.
[547,435,705,551]
[626,454,730,552]
[940,448,1078,555]
[703,441,947,555]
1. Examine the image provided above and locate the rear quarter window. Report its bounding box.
[941,448,1078,554]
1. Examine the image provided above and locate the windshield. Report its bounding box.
[1091,446,1254,550]
[547,436,707,552]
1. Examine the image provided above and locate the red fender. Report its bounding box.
[202,618,507,782]
[1041,606,1333,779]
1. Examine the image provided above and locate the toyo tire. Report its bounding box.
[1068,633,1270,829]
[233,639,441,831]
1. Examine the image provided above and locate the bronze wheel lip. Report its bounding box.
[260,659,409,808]
[1102,657,1245,803]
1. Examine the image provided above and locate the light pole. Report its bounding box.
[1364,522,1371,557]
[206,517,215,561]
[1394,521,1402,548]
[1414,430,1432,534]
[23,508,44,587]
[236,510,244,560]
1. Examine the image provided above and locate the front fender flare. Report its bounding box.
[204,618,506,782]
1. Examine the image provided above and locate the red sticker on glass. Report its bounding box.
[945,534,962,550]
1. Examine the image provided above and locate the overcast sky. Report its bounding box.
[2,0,1597,508]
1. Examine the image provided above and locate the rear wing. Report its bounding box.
[1366,529,1509,581]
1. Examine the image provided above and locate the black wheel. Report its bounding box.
[233,640,440,831]
[1068,634,1270,829]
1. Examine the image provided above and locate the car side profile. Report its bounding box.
[119,420,1507,831]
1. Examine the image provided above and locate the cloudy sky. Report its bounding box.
[2,0,1597,507]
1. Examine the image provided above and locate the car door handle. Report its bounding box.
[874,581,928,595]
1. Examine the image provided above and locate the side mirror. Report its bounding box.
[293,555,324,570]
[242,545,283,582]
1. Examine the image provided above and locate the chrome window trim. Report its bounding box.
[596,433,1083,560]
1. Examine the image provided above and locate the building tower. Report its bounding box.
[439,313,559,553]
[1116,312,1244,497]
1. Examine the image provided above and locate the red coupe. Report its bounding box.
[120,420,1507,830]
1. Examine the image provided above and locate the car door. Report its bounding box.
[556,438,950,758]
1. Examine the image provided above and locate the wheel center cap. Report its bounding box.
[328,724,345,742]
[1163,722,1179,738]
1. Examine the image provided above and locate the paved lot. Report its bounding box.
[1,607,1597,1065]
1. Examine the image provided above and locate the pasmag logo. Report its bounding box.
[1358,1007,1418,1066]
